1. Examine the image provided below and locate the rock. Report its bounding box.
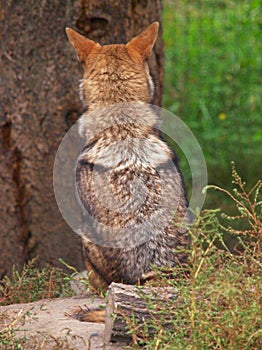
[0,296,125,349]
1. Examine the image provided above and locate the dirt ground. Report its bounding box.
[0,296,127,350]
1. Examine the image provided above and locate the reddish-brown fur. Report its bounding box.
[66,23,190,322]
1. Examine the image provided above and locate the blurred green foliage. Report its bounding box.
[162,0,261,210]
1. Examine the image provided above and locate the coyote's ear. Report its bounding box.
[126,22,159,62]
[66,28,100,63]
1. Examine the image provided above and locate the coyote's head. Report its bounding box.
[66,23,159,109]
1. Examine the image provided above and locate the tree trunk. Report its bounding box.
[104,282,178,345]
[0,0,164,277]
[0,0,84,277]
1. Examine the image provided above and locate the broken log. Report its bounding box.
[104,282,180,345]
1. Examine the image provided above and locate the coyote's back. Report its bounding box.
[66,22,190,292]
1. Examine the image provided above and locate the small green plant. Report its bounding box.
[0,309,27,350]
[206,161,262,253]
[0,258,74,306]
[125,164,262,349]
[59,258,108,298]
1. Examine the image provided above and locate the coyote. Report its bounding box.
[66,22,190,321]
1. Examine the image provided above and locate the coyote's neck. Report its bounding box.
[78,102,159,141]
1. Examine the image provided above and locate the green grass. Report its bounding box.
[125,166,262,349]
[0,166,261,349]
[0,259,74,306]
[162,0,262,210]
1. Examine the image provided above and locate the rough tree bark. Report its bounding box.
[0,0,164,277]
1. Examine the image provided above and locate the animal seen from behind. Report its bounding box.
[66,22,190,322]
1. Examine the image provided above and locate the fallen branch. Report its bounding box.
[104,282,180,345]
